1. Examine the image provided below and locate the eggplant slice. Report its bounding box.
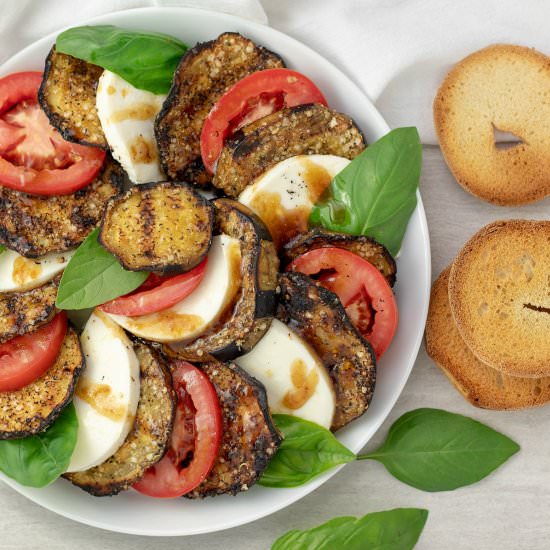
[0,326,84,439]
[65,342,176,496]
[283,228,397,287]
[0,276,59,344]
[185,360,281,498]
[99,181,214,273]
[213,103,366,197]
[38,46,107,148]
[155,32,284,185]
[277,272,376,431]
[166,199,278,362]
[0,156,123,258]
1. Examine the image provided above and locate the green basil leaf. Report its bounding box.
[56,25,187,94]
[310,127,422,255]
[0,245,5,254]
[56,228,148,310]
[258,414,355,488]
[272,508,429,550]
[0,403,78,487]
[360,408,520,491]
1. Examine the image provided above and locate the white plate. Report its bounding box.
[0,7,431,536]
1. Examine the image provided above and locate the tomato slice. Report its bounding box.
[287,247,398,359]
[0,312,68,392]
[201,68,328,173]
[133,361,222,498]
[100,258,207,317]
[0,72,105,195]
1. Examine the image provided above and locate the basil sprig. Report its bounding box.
[260,409,519,491]
[0,245,5,254]
[56,25,187,94]
[272,508,428,550]
[56,228,148,310]
[310,127,422,255]
[0,403,78,488]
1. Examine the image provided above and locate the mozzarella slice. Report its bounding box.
[107,235,241,343]
[235,319,336,428]
[238,154,350,247]
[96,70,166,184]
[0,249,73,292]
[67,310,140,473]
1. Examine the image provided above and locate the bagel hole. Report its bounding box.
[492,124,524,150]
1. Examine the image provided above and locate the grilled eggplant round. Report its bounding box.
[0,326,84,439]
[283,228,397,287]
[277,272,376,431]
[185,360,281,498]
[65,342,176,496]
[99,181,214,274]
[166,199,278,362]
[38,46,107,149]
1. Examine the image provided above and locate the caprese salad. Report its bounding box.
[0,25,421,499]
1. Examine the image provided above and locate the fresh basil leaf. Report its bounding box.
[310,127,422,255]
[0,403,78,488]
[56,25,187,94]
[0,245,5,254]
[272,508,429,550]
[258,414,355,488]
[56,228,148,310]
[360,408,520,492]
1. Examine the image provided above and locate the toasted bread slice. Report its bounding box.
[65,342,176,496]
[185,360,281,498]
[434,44,550,205]
[0,156,123,258]
[99,181,213,273]
[213,104,365,197]
[449,220,550,377]
[0,326,84,439]
[283,228,396,287]
[0,276,59,344]
[427,267,550,409]
[155,32,284,185]
[39,46,107,148]
[277,272,376,431]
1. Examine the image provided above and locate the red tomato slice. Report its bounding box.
[0,312,68,392]
[287,247,398,359]
[201,68,328,173]
[133,361,222,498]
[100,258,208,317]
[0,72,105,195]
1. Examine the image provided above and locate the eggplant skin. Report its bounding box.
[0,276,59,344]
[38,46,107,149]
[155,32,285,185]
[283,228,397,287]
[0,326,84,439]
[213,103,366,197]
[65,342,176,496]
[277,272,376,431]
[166,199,279,362]
[185,360,281,498]
[0,156,124,258]
[99,181,214,274]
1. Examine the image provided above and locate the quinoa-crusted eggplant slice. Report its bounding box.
[166,199,278,362]
[38,46,107,148]
[185,360,281,498]
[0,326,83,439]
[0,276,59,344]
[155,32,284,185]
[283,228,397,287]
[277,272,376,431]
[213,103,366,197]
[65,342,176,496]
[0,156,123,258]
[99,181,213,273]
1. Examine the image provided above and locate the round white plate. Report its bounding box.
[0,7,431,536]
